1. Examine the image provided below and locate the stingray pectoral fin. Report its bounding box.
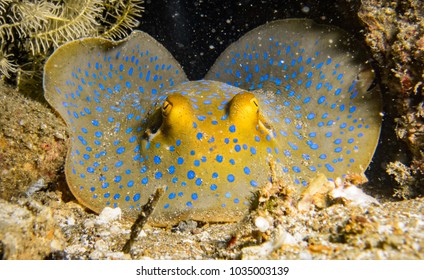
[206,18,382,183]
[43,31,188,215]
[44,31,188,121]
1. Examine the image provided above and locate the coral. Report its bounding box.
[386,161,416,198]
[0,0,144,97]
[0,50,18,79]
[359,0,424,196]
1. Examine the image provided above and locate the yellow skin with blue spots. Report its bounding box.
[43,19,381,225]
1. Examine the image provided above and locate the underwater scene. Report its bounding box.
[0,0,423,259]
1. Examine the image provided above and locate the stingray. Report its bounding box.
[43,19,381,225]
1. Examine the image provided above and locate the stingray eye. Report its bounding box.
[162,100,172,116]
[250,97,259,109]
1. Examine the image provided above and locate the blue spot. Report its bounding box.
[325,163,335,172]
[168,193,176,199]
[216,155,223,163]
[234,144,241,152]
[196,132,203,140]
[133,193,141,202]
[306,80,312,88]
[177,157,184,165]
[155,171,162,179]
[113,194,120,200]
[116,147,125,154]
[78,136,87,145]
[191,193,198,200]
[127,180,134,187]
[250,180,258,187]
[195,178,202,186]
[227,174,235,183]
[244,167,250,175]
[229,125,236,133]
[212,172,218,178]
[187,170,195,180]
[129,136,137,143]
[87,167,95,173]
[114,176,122,182]
[302,153,310,160]
[154,156,161,164]
[141,177,148,184]
[292,166,301,173]
[210,184,217,191]
[250,147,257,155]
[288,141,298,150]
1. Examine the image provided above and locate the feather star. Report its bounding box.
[43,19,381,226]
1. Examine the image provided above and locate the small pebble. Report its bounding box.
[96,207,122,225]
[255,216,272,232]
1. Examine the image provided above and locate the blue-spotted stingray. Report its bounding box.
[43,19,381,226]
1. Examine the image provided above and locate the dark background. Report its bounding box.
[139,0,363,80]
